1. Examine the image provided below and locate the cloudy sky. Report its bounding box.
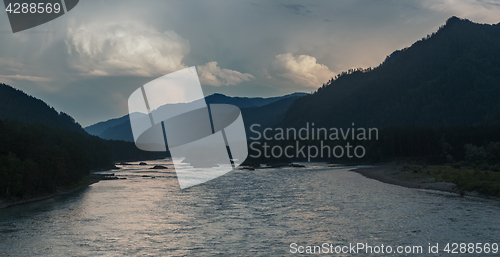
[1,0,499,126]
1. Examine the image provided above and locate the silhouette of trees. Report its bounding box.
[283,17,500,129]
[0,83,169,199]
[0,120,112,198]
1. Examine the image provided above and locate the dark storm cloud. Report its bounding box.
[0,0,499,126]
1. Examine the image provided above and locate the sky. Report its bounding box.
[0,0,499,126]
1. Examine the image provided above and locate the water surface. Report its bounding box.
[1,161,499,256]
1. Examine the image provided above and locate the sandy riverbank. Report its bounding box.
[350,165,499,200]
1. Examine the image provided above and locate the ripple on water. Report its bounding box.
[0,163,499,256]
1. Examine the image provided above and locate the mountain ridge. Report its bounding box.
[85,92,308,141]
[0,83,84,132]
[280,17,500,129]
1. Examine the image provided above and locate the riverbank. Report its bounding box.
[0,179,100,209]
[351,165,500,200]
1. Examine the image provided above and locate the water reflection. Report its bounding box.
[0,161,499,256]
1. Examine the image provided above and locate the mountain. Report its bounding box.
[0,83,114,199]
[205,92,307,108]
[99,120,134,142]
[85,92,307,141]
[0,83,84,132]
[84,114,130,136]
[241,94,305,130]
[281,17,500,128]
[0,83,171,199]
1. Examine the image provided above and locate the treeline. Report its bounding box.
[0,119,112,198]
[0,119,169,199]
[0,83,84,132]
[242,125,500,169]
[365,125,500,168]
[0,82,170,200]
[281,17,500,129]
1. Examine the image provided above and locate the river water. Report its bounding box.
[0,160,499,256]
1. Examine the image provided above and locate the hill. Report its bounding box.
[0,83,167,200]
[0,119,112,199]
[281,17,500,128]
[241,94,305,131]
[0,83,84,132]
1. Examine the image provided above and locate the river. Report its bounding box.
[1,160,499,256]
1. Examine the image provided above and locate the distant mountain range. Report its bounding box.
[84,114,130,139]
[281,17,500,128]
[85,92,307,141]
[204,92,306,108]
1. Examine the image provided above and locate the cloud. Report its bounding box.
[273,53,336,88]
[3,0,499,127]
[0,58,24,72]
[281,4,311,16]
[421,0,500,24]
[197,61,255,87]
[66,22,190,77]
[0,74,52,82]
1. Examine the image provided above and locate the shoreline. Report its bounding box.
[0,162,146,209]
[350,165,500,201]
[0,179,100,209]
